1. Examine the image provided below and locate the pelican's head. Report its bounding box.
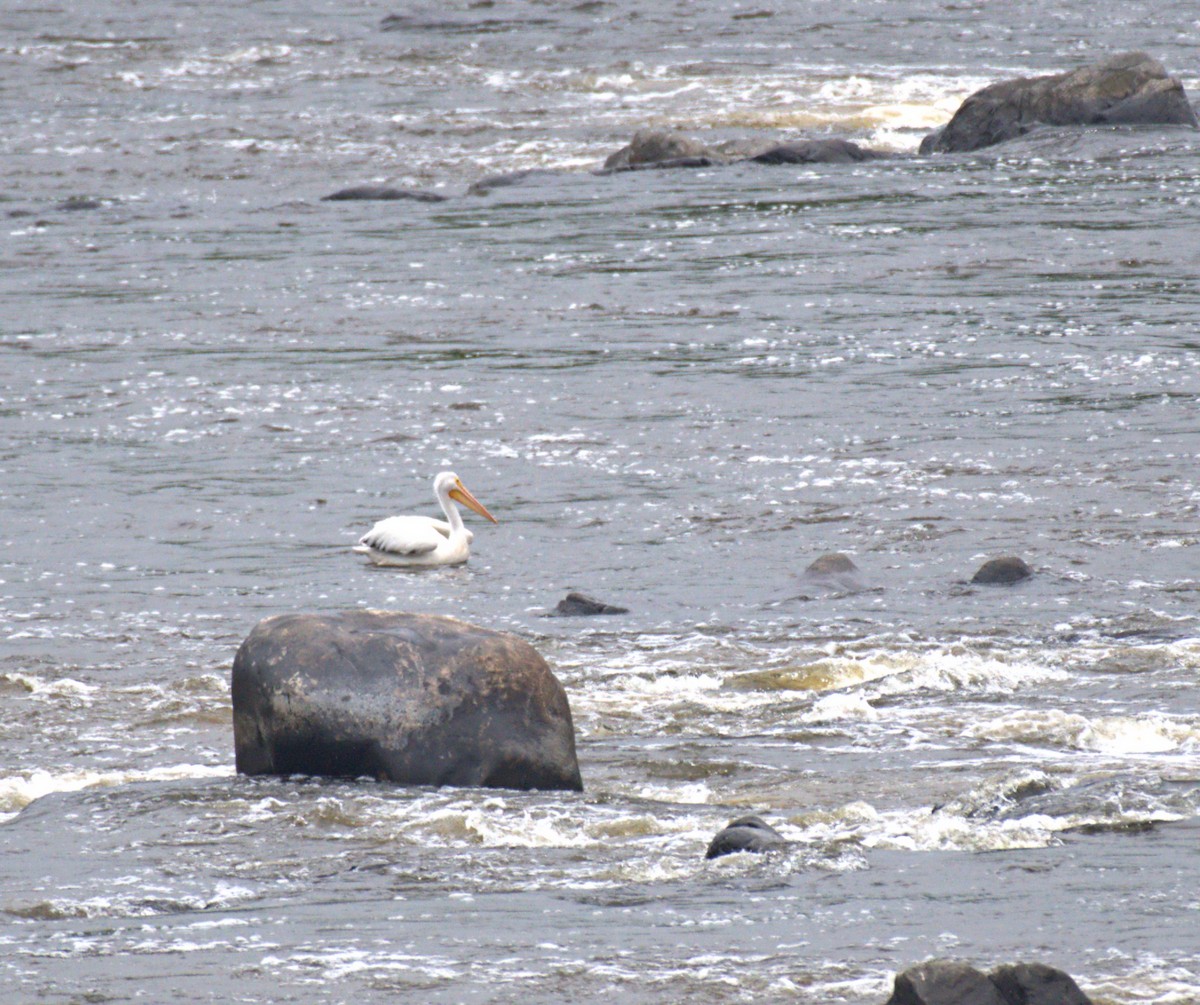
[435,471,498,524]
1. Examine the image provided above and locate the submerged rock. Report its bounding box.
[753,138,887,164]
[800,552,870,594]
[57,197,106,211]
[705,815,788,860]
[322,185,448,202]
[920,51,1198,154]
[545,592,629,617]
[467,168,564,195]
[232,610,583,791]
[970,556,1032,585]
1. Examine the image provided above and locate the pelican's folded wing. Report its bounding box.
[356,516,443,556]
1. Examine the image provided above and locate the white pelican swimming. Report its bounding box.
[353,471,498,567]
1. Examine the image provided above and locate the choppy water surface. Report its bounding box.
[2,2,1199,1002]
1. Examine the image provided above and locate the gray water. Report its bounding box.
[2,2,1199,1002]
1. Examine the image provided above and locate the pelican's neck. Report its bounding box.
[437,480,466,536]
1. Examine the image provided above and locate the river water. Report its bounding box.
[2,2,1199,1002]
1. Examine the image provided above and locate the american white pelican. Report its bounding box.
[353,471,498,567]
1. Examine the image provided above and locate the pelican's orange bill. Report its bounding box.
[450,480,498,523]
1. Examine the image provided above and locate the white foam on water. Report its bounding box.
[11,879,259,921]
[859,648,1071,700]
[1089,957,1200,1005]
[966,709,1200,756]
[804,691,880,722]
[803,801,1044,853]
[0,763,234,822]
[0,671,99,702]
[408,802,595,849]
[573,640,1070,734]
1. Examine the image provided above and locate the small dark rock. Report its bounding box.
[705,815,788,860]
[887,960,1008,1005]
[971,556,1033,585]
[322,185,448,202]
[989,962,1093,1005]
[545,592,629,617]
[57,198,105,211]
[601,129,726,172]
[620,155,723,172]
[752,138,886,164]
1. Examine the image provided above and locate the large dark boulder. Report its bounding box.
[232,611,583,791]
[920,52,1198,154]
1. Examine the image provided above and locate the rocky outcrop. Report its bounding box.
[886,959,1092,1005]
[232,611,583,791]
[545,592,630,617]
[920,52,1198,154]
[705,815,789,859]
[601,130,892,172]
[971,556,1032,585]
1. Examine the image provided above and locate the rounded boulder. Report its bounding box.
[232,611,583,791]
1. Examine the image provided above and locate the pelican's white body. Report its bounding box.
[353,472,493,567]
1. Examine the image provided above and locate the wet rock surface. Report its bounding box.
[232,610,583,791]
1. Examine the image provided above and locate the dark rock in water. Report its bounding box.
[920,52,1198,154]
[887,960,1008,1005]
[322,185,448,202]
[57,197,106,211]
[601,129,727,172]
[971,556,1032,585]
[886,959,1094,1005]
[232,610,583,792]
[546,592,629,617]
[704,815,788,860]
[800,552,869,593]
[381,13,466,31]
[622,155,724,172]
[752,138,886,164]
[380,12,548,33]
[804,552,860,577]
[989,962,1093,1005]
[467,168,564,196]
